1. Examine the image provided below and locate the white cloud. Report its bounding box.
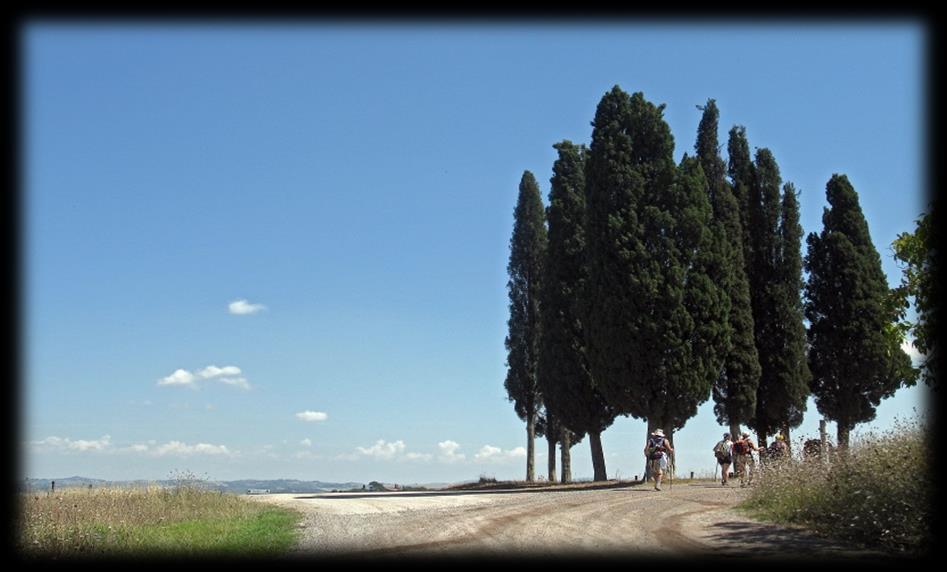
[71,435,112,451]
[29,435,112,453]
[158,369,197,387]
[901,339,925,366]
[158,365,249,390]
[405,452,434,462]
[153,441,232,457]
[475,445,526,463]
[217,377,251,390]
[198,365,242,379]
[296,410,328,422]
[437,440,466,463]
[355,439,406,460]
[228,299,266,315]
[29,435,113,453]
[300,438,312,447]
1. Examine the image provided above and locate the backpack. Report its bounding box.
[714,441,730,462]
[732,439,747,455]
[647,435,666,460]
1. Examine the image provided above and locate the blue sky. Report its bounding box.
[22,21,930,484]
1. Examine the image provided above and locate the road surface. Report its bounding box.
[249,481,890,560]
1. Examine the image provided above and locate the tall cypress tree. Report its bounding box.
[537,141,615,482]
[773,182,811,443]
[584,87,729,462]
[697,102,761,440]
[746,148,809,445]
[804,174,917,449]
[727,125,755,265]
[504,170,547,481]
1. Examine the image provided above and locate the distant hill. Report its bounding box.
[21,477,364,494]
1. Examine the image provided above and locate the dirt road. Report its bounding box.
[250,481,889,560]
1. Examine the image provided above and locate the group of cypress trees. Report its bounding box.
[504,85,918,481]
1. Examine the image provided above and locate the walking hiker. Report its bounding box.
[768,433,789,460]
[644,428,674,491]
[712,433,733,486]
[733,432,761,487]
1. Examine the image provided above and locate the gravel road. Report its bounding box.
[248,481,891,561]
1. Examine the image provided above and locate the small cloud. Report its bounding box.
[217,377,251,390]
[158,369,197,387]
[296,410,328,422]
[355,439,405,460]
[206,404,216,411]
[29,435,113,453]
[229,299,266,315]
[475,445,525,463]
[437,440,466,463]
[152,441,232,457]
[901,339,925,366]
[159,365,249,390]
[300,438,312,447]
[405,452,434,462]
[198,365,242,379]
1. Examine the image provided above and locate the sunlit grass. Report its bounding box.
[739,417,931,555]
[17,472,302,558]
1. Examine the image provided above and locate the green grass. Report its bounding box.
[737,417,931,556]
[18,482,303,558]
[119,506,300,556]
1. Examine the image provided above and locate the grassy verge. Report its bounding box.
[18,482,302,558]
[737,417,931,556]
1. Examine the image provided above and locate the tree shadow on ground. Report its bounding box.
[702,520,895,561]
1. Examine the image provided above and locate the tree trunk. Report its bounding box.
[560,430,572,483]
[526,412,535,482]
[757,430,768,451]
[782,423,791,454]
[837,421,850,451]
[589,430,607,481]
[729,421,741,443]
[666,426,675,479]
[547,433,558,482]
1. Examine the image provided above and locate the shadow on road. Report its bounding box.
[703,520,893,560]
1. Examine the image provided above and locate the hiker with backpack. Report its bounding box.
[644,428,674,491]
[732,431,761,487]
[767,433,789,461]
[712,433,733,486]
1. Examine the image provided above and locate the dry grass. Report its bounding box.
[739,417,931,556]
[17,472,300,558]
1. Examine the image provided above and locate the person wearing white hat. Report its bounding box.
[733,431,761,487]
[644,428,674,491]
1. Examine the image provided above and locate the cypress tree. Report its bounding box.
[727,125,755,265]
[584,87,730,463]
[804,174,917,449]
[537,140,616,482]
[746,149,810,446]
[773,182,812,443]
[697,101,761,440]
[504,170,548,481]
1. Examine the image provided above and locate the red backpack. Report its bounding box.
[733,438,748,455]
